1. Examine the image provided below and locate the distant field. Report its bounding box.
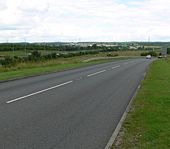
[0,50,143,81]
[0,50,147,81]
[144,46,161,49]
[0,50,60,57]
[112,58,170,149]
[109,50,147,56]
[0,50,146,57]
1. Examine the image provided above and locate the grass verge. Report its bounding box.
[0,55,134,81]
[112,58,170,149]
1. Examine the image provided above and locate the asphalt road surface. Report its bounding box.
[0,58,152,149]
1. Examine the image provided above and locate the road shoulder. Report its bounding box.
[112,58,170,149]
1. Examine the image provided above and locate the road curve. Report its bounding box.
[0,58,152,149]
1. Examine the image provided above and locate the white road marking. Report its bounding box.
[112,65,120,69]
[87,70,106,77]
[138,85,141,89]
[6,81,73,104]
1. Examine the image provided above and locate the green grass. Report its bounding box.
[112,58,170,149]
[0,50,27,57]
[0,51,143,81]
[0,50,60,57]
[0,55,132,81]
[0,50,145,57]
[0,63,86,80]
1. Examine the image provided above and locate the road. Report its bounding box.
[0,58,152,149]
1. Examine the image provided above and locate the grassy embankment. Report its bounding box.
[0,50,89,57]
[0,50,144,57]
[0,51,143,81]
[112,58,170,149]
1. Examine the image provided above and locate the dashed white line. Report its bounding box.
[6,65,121,104]
[6,81,73,104]
[87,70,106,77]
[112,65,120,69]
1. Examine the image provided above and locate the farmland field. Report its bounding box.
[0,50,146,57]
[0,50,144,81]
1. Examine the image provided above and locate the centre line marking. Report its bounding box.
[112,65,120,69]
[6,81,73,104]
[87,70,106,77]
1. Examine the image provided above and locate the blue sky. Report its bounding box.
[0,0,170,42]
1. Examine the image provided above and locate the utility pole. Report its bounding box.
[12,43,15,58]
[24,39,27,56]
[148,35,150,42]
[44,42,46,55]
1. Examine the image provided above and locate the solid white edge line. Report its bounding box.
[104,65,150,149]
[104,84,141,149]
[112,65,120,69]
[6,81,73,104]
[87,70,106,77]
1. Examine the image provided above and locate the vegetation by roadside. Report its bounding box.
[0,49,147,58]
[0,54,136,81]
[0,50,146,81]
[112,58,170,149]
[140,51,158,57]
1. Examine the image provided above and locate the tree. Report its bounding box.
[167,48,170,55]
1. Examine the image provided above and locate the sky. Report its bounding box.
[0,0,170,42]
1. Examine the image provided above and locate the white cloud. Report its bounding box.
[0,0,170,42]
[0,0,6,10]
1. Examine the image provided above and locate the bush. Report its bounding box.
[141,51,158,57]
[0,56,16,67]
[43,53,57,59]
[167,48,170,55]
[51,53,57,58]
[107,53,119,57]
[27,51,41,61]
[149,51,158,56]
[141,52,148,56]
[31,51,41,58]
[0,50,100,67]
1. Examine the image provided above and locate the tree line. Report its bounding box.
[0,50,100,67]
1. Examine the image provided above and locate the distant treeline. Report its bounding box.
[0,43,105,51]
[0,43,57,51]
[136,42,170,47]
[0,42,169,52]
[0,43,142,52]
[140,51,158,57]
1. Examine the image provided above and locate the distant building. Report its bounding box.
[129,46,138,50]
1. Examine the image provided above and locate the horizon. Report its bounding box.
[1,41,170,44]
